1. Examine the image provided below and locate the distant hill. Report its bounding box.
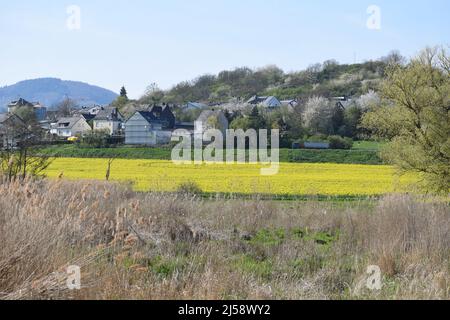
[0,78,118,111]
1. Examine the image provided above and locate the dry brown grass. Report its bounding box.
[0,179,448,300]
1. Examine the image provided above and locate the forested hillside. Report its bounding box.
[139,52,403,105]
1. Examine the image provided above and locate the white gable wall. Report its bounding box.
[71,119,92,136]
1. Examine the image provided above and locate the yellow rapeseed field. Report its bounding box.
[43,158,417,196]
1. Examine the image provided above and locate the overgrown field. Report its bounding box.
[43,158,416,197]
[0,179,448,300]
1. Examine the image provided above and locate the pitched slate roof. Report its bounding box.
[78,113,96,122]
[261,96,282,107]
[0,114,8,123]
[8,98,34,108]
[185,102,208,109]
[247,96,281,107]
[246,95,267,104]
[175,122,195,130]
[93,107,123,121]
[0,113,27,133]
[0,113,24,124]
[136,106,175,129]
[56,117,84,129]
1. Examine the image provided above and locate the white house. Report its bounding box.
[51,116,92,138]
[92,107,124,135]
[125,107,176,146]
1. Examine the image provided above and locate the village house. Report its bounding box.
[183,102,208,111]
[92,107,124,135]
[125,105,176,146]
[71,105,106,122]
[196,110,229,137]
[7,98,47,121]
[50,116,92,138]
[0,113,28,148]
[246,95,282,109]
[280,99,299,109]
[7,98,33,113]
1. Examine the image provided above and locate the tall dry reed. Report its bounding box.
[0,179,448,300]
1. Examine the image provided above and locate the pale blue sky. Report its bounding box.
[1,0,449,98]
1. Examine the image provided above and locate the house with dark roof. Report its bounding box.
[7,98,34,112]
[7,98,47,121]
[92,107,124,135]
[124,106,176,145]
[71,105,105,122]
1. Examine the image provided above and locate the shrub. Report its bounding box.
[78,130,111,148]
[177,181,203,195]
[329,136,353,150]
[306,134,329,143]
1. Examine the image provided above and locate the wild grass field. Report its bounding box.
[0,179,448,300]
[43,158,416,197]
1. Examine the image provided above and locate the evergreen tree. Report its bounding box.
[248,106,266,130]
[120,86,128,98]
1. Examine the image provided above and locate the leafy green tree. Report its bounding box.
[174,108,202,123]
[111,96,128,110]
[230,117,251,131]
[362,47,450,193]
[111,86,130,111]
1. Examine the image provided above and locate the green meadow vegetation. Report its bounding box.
[39,143,383,165]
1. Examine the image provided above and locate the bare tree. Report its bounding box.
[0,115,52,182]
[105,157,116,181]
[55,98,77,117]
